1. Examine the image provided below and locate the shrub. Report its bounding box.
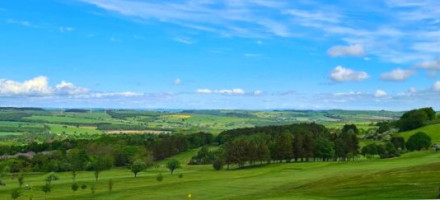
[406,132,431,151]
[156,173,163,182]
[213,159,224,171]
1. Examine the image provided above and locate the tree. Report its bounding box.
[385,142,397,156]
[90,155,113,181]
[314,137,334,161]
[91,184,96,197]
[18,171,24,188]
[11,189,21,200]
[108,179,114,193]
[212,159,224,171]
[303,134,315,162]
[42,183,51,200]
[342,124,359,134]
[45,173,59,185]
[420,107,436,120]
[292,133,304,162]
[130,159,147,178]
[361,144,378,156]
[406,132,431,151]
[398,109,430,131]
[71,182,79,192]
[156,173,163,182]
[274,132,292,162]
[166,159,181,174]
[66,148,89,181]
[390,137,405,151]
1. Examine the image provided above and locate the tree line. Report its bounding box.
[191,123,361,169]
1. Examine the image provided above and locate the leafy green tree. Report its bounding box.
[166,159,181,174]
[156,173,163,182]
[108,179,113,193]
[212,159,224,171]
[274,132,293,162]
[130,159,147,178]
[71,182,79,192]
[11,188,21,200]
[406,132,432,151]
[66,148,89,181]
[314,137,334,161]
[390,137,405,151]
[398,109,430,131]
[361,144,378,156]
[292,133,304,162]
[420,107,436,120]
[45,173,59,185]
[81,184,87,190]
[90,184,96,197]
[41,183,51,200]
[342,124,359,134]
[385,142,397,155]
[18,171,24,188]
[303,134,315,162]
[90,155,113,181]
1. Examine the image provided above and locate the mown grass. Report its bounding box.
[0,151,439,200]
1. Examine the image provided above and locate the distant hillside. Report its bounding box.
[399,123,440,143]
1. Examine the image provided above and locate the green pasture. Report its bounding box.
[398,123,440,143]
[1,150,440,200]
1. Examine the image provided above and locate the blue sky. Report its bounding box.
[0,0,440,110]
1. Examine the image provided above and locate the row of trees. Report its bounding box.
[191,123,361,169]
[0,132,213,177]
[361,132,431,158]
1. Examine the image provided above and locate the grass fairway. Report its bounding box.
[1,151,440,200]
[399,123,440,143]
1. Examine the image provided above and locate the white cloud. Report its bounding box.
[174,78,182,85]
[433,81,440,91]
[88,92,143,98]
[0,76,52,96]
[55,81,89,95]
[0,76,143,99]
[244,53,262,57]
[375,89,387,97]
[415,57,440,70]
[196,89,213,94]
[286,9,340,23]
[329,66,369,82]
[6,19,32,27]
[173,37,194,44]
[380,68,414,81]
[196,88,246,95]
[253,90,263,95]
[216,88,245,95]
[59,26,74,32]
[327,44,365,57]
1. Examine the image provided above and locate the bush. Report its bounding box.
[156,173,163,182]
[178,173,183,178]
[406,132,431,151]
[71,182,79,192]
[213,159,224,171]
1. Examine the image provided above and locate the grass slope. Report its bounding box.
[399,123,440,143]
[0,151,439,200]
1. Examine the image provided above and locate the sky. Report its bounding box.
[0,0,440,110]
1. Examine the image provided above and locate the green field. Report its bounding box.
[0,150,439,200]
[399,123,440,143]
